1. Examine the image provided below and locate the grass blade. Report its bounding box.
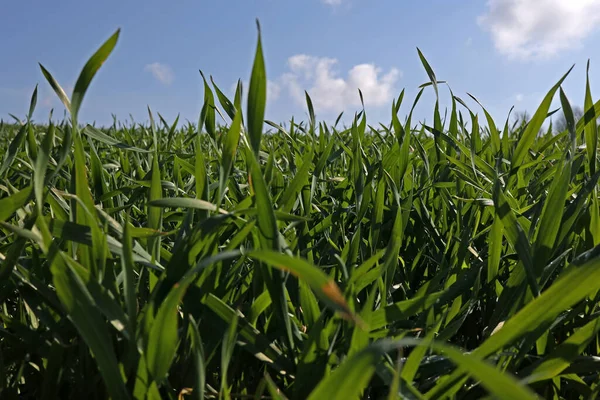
[247,20,267,155]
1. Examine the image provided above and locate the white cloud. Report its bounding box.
[279,54,400,113]
[144,63,174,85]
[515,93,524,102]
[478,0,600,59]
[322,0,343,5]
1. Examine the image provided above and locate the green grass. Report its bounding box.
[1,24,600,399]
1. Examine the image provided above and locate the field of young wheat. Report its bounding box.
[1,24,600,399]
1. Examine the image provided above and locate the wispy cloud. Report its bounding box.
[144,62,174,85]
[322,0,343,5]
[478,0,600,60]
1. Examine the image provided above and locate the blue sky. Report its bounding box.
[2,0,600,127]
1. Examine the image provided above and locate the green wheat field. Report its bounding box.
[1,24,600,400]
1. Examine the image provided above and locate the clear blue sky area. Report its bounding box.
[2,0,600,127]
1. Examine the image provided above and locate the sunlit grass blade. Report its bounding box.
[416,48,438,99]
[38,64,71,111]
[511,66,573,170]
[70,29,120,123]
[248,250,359,323]
[247,20,267,154]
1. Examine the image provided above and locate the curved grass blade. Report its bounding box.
[511,66,573,169]
[71,29,120,123]
[247,250,359,323]
[38,64,71,111]
[211,76,236,121]
[416,48,438,99]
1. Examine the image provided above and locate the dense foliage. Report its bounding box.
[1,25,600,399]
